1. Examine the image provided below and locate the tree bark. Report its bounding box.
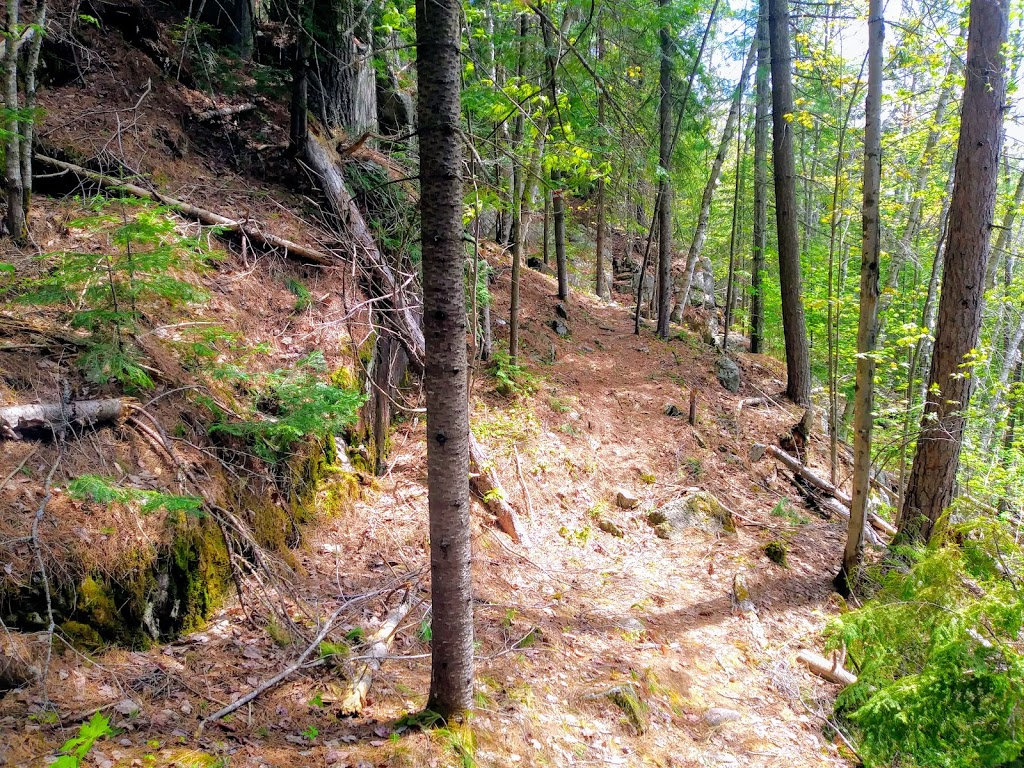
[594,18,609,300]
[0,399,125,439]
[18,0,44,214]
[309,0,377,133]
[509,13,528,364]
[4,0,25,243]
[679,39,757,311]
[750,0,770,354]
[656,0,672,338]
[841,0,883,589]
[768,0,811,405]
[417,0,474,719]
[898,0,1009,544]
[553,185,569,300]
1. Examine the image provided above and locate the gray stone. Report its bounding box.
[664,403,682,418]
[704,707,742,727]
[551,319,570,337]
[615,489,640,509]
[647,492,736,539]
[555,303,569,319]
[716,356,741,393]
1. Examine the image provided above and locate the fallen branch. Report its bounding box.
[34,154,336,265]
[817,495,882,547]
[201,595,360,729]
[337,588,416,716]
[196,103,256,121]
[796,649,857,686]
[1,399,124,439]
[753,443,897,536]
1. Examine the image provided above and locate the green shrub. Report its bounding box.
[210,351,364,463]
[15,198,211,389]
[825,516,1024,767]
[487,349,537,398]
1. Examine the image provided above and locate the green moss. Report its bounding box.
[605,684,649,734]
[763,540,789,567]
[60,620,103,650]
[330,366,359,391]
[78,576,119,631]
[167,511,231,634]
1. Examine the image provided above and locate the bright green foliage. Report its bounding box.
[52,713,115,768]
[15,199,210,389]
[826,517,1024,767]
[487,349,537,398]
[210,351,364,463]
[68,474,204,516]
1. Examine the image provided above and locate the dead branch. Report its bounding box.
[0,399,125,439]
[34,154,336,265]
[796,649,857,686]
[196,103,256,122]
[817,495,882,547]
[753,443,896,537]
[337,588,417,716]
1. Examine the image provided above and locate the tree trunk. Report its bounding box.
[750,0,770,354]
[656,0,673,338]
[898,0,1009,544]
[289,12,310,154]
[309,0,377,133]
[986,168,1024,288]
[840,0,883,590]
[768,0,811,405]
[225,0,254,58]
[679,40,757,312]
[508,13,528,364]
[554,185,569,300]
[4,0,25,243]
[18,0,44,214]
[416,0,474,720]
[722,90,745,350]
[594,18,609,300]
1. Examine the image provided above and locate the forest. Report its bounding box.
[0,0,1022,765]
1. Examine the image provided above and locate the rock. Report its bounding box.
[615,489,640,509]
[748,443,766,462]
[527,256,555,276]
[763,539,788,567]
[716,356,741,393]
[647,492,736,539]
[664,403,682,418]
[732,572,755,614]
[597,519,624,537]
[555,303,569,319]
[689,256,716,307]
[616,617,645,636]
[114,698,140,716]
[704,707,741,727]
[550,319,570,337]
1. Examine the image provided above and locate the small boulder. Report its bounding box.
[664,403,682,418]
[704,707,742,727]
[598,518,625,537]
[555,303,569,319]
[616,489,640,509]
[716,356,741,393]
[647,491,736,539]
[551,319,570,337]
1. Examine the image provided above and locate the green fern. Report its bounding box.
[14,198,211,390]
[825,516,1024,767]
[69,475,204,516]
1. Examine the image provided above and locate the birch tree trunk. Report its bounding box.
[4,0,25,242]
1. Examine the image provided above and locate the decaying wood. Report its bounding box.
[34,155,335,265]
[303,128,525,543]
[337,588,416,716]
[196,103,256,121]
[753,443,896,537]
[796,649,857,686]
[818,495,882,547]
[689,388,698,426]
[0,399,124,439]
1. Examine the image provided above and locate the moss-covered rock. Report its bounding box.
[647,492,736,539]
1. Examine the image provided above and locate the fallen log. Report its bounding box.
[1,399,124,439]
[796,649,857,686]
[753,443,896,537]
[817,495,882,547]
[34,155,336,266]
[196,103,256,122]
[337,588,416,716]
[302,128,525,543]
